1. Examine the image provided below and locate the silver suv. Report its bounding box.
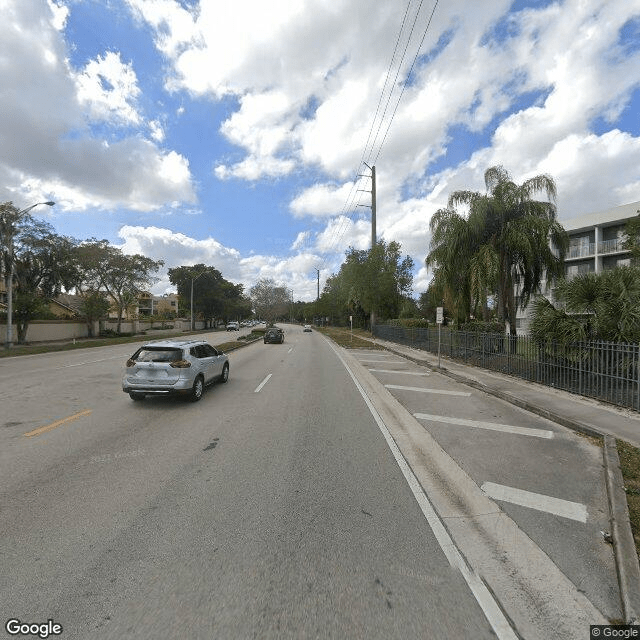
[122,339,229,402]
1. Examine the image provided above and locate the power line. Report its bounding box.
[373,0,439,165]
[365,0,426,166]
[360,0,414,165]
[310,1,440,286]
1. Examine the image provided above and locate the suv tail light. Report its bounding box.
[170,360,191,368]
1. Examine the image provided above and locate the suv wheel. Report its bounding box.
[129,392,145,401]
[190,375,204,402]
[220,363,229,383]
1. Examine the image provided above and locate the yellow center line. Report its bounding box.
[24,409,92,438]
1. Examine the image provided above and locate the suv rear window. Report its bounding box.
[133,347,183,362]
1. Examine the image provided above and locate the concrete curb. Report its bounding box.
[337,342,608,638]
[604,436,640,624]
[360,335,640,624]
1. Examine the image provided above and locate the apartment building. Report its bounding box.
[515,200,638,334]
[109,292,180,320]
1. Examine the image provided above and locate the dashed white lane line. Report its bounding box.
[287,347,293,354]
[387,384,471,397]
[254,374,272,393]
[414,413,554,439]
[369,369,429,376]
[481,482,588,523]
[358,359,405,364]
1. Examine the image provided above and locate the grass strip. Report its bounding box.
[316,326,385,350]
[618,439,640,559]
[0,328,253,358]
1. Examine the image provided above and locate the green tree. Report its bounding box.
[78,289,110,337]
[76,240,163,333]
[425,208,475,324]
[7,215,80,343]
[250,278,290,325]
[530,266,640,344]
[168,264,249,325]
[427,165,568,335]
[338,240,414,326]
[622,213,640,265]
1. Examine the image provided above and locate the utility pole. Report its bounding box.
[370,165,376,250]
[360,163,377,332]
[316,268,320,301]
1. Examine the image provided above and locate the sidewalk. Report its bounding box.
[359,333,640,623]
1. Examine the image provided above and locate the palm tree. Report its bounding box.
[425,207,475,324]
[428,165,568,335]
[530,266,640,344]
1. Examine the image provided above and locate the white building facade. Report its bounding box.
[514,200,638,335]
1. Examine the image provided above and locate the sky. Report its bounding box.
[2,0,640,301]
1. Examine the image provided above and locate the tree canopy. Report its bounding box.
[168,264,250,324]
[426,165,568,334]
[76,239,164,333]
[530,266,640,344]
[1,202,82,342]
[250,278,291,324]
[309,240,414,328]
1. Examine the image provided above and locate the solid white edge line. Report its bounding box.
[481,482,588,523]
[326,341,518,640]
[254,373,272,393]
[386,384,471,397]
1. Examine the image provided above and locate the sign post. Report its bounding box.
[436,307,443,368]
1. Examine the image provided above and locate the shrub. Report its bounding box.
[385,318,429,328]
[458,320,504,333]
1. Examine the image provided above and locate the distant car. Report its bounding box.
[122,339,229,402]
[303,325,312,332]
[226,321,240,331]
[264,327,285,344]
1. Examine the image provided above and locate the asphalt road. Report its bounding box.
[1,326,498,639]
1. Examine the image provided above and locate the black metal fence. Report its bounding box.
[373,324,640,412]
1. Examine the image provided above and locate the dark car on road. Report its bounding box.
[264,327,285,344]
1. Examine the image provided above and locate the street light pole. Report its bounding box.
[190,267,211,331]
[4,201,55,349]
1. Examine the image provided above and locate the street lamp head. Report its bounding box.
[44,201,55,207]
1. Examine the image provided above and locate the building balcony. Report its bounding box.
[598,238,626,254]
[566,243,595,259]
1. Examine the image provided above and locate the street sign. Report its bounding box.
[436,307,444,324]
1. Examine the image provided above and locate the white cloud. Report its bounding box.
[74,51,142,125]
[7,0,640,300]
[0,0,196,213]
[116,224,324,300]
[47,0,69,31]
[291,231,311,251]
[290,181,356,219]
[149,120,165,142]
